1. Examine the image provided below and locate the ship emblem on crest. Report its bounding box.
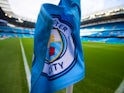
[46,29,64,62]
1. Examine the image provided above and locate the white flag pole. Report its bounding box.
[66,85,73,93]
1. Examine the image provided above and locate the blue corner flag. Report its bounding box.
[31,0,85,93]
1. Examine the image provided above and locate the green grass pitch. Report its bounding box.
[0,38,28,93]
[0,38,124,93]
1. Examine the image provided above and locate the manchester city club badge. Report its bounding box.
[42,16,77,80]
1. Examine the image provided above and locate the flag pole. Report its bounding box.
[66,85,73,93]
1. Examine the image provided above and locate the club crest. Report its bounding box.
[42,17,76,80]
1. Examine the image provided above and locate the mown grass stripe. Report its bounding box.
[20,39,31,92]
[21,39,124,93]
[0,38,28,93]
[21,38,34,70]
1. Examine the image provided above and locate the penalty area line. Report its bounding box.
[20,39,31,92]
[115,79,124,93]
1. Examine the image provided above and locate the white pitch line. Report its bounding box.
[115,79,124,93]
[0,38,6,40]
[20,39,31,92]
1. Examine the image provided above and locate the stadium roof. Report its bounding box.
[1,0,124,28]
[0,0,16,18]
[81,6,124,27]
[0,0,35,28]
[82,5,124,21]
[0,0,35,22]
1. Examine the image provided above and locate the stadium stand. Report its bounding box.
[0,19,7,26]
[0,26,34,38]
[80,7,124,44]
[0,0,124,44]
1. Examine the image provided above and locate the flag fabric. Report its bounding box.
[31,0,85,93]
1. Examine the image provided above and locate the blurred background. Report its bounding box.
[0,0,124,93]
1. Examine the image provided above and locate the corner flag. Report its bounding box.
[31,0,85,93]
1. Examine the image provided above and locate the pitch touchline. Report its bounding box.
[20,39,31,92]
[0,38,6,40]
[115,79,124,93]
